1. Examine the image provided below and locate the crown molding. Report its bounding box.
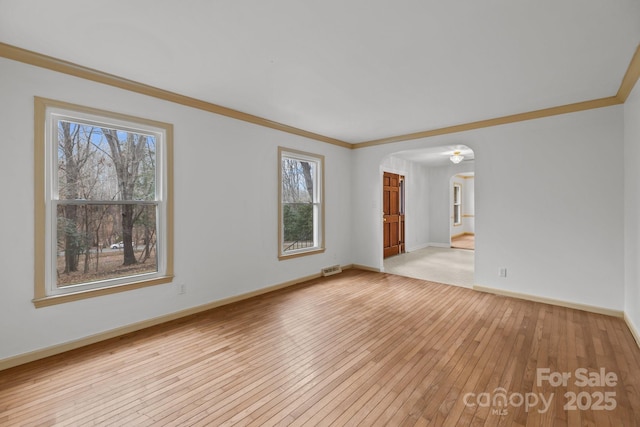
[0,42,351,149]
[352,96,622,148]
[1,41,638,150]
[616,43,640,103]
[354,42,639,149]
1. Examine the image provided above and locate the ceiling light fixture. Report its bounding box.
[450,151,464,164]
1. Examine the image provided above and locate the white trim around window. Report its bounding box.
[278,147,325,259]
[453,183,462,226]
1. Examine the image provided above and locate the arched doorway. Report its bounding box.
[380,145,475,287]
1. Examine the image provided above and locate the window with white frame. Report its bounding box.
[34,97,173,307]
[278,147,324,259]
[453,183,462,226]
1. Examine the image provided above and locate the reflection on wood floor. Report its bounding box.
[2,269,639,426]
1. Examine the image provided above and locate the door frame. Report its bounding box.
[383,171,405,258]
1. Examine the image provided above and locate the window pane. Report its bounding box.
[56,203,158,287]
[282,203,314,252]
[57,120,156,201]
[278,148,323,259]
[281,158,314,203]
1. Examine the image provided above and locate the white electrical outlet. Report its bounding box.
[499,268,507,278]
[178,283,186,294]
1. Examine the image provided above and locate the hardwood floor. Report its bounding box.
[1,269,639,426]
[451,234,474,250]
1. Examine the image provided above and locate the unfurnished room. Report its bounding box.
[1,1,640,425]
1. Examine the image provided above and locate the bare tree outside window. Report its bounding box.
[56,121,158,287]
[281,158,314,252]
[34,97,172,306]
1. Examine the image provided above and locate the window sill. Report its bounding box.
[278,247,325,261]
[32,275,174,308]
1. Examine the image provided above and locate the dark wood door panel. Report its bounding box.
[383,172,404,259]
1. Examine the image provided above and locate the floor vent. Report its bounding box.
[321,265,342,277]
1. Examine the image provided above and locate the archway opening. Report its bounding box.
[380,145,475,287]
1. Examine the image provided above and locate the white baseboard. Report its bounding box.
[404,243,430,252]
[428,242,451,248]
[0,267,354,372]
[473,284,624,318]
[347,264,381,273]
[451,232,475,239]
[624,312,640,349]
[6,268,634,372]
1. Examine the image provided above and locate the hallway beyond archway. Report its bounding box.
[383,246,474,287]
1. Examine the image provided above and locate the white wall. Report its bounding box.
[0,53,632,363]
[0,57,353,361]
[380,155,431,252]
[624,82,640,336]
[463,176,475,234]
[352,106,625,311]
[474,108,624,310]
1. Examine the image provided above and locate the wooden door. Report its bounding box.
[383,172,405,258]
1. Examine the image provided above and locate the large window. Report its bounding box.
[34,97,173,307]
[278,147,324,259]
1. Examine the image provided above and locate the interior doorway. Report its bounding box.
[380,145,476,287]
[383,171,405,258]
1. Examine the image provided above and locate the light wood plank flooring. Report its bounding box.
[1,269,639,426]
[451,234,475,250]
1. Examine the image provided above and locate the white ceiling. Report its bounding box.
[392,145,474,167]
[1,0,639,144]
